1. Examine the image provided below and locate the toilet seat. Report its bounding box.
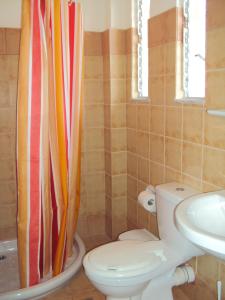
[83,240,173,279]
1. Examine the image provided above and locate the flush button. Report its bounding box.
[176,187,184,192]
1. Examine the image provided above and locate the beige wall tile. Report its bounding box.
[203,146,225,187]
[149,76,164,105]
[0,134,15,159]
[150,161,165,186]
[111,151,127,175]
[182,174,202,191]
[197,255,219,293]
[86,151,105,174]
[0,29,6,54]
[111,174,127,198]
[183,107,203,144]
[84,80,104,104]
[84,105,104,128]
[104,128,111,151]
[0,80,10,107]
[164,42,176,75]
[182,142,202,179]
[207,28,225,69]
[110,55,126,79]
[127,104,137,129]
[137,104,150,132]
[206,71,225,109]
[110,79,126,104]
[137,204,149,228]
[149,46,165,76]
[111,104,126,128]
[111,128,127,151]
[126,54,138,79]
[148,8,181,48]
[165,106,182,139]
[105,174,112,196]
[127,197,137,225]
[0,108,16,134]
[165,137,182,171]
[138,157,149,184]
[136,131,150,159]
[104,104,111,128]
[85,128,104,151]
[86,193,105,215]
[9,80,17,107]
[109,29,126,55]
[5,29,20,55]
[0,159,15,181]
[150,134,164,164]
[220,262,225,300]
[85,173,105,195]
[102,30,109,56]
[165,75,177,106]
[165,167,182,183]
[0,204,17,228]
[151,105,165,135]
[86,214,106,237]
[0,181,16,205]
[207,0,225,31]
[0,226,16,240]
[84,32,102,56]
[84,56,103,79]
[127,152,138,178]
[105,151,111,174]
[205,113,225,150]
[126,28,138,55]
[103,56,110,80]
[127,175,138,200]
[127,128,137,153]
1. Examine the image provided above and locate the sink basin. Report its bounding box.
[175,190,225,260]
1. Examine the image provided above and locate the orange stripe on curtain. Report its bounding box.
[17,0,84,287]
[17,0,30,288]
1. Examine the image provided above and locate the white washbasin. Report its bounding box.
[175,190,225,260]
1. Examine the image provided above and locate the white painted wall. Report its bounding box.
[79,0,110,32]
[0,0,179,31]
[0,0,22,28]
[150,0,179,18]
[110,0,132,29]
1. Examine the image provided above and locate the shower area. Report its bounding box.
[0,1,86,299]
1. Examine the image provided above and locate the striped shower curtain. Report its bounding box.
[17,0,83,288]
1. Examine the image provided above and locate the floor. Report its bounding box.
[43,235,190,300]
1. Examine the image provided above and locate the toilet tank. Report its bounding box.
[156,182,199,250]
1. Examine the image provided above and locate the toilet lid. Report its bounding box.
[86,240,166,276]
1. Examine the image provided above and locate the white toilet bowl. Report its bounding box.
[83,183,204,300]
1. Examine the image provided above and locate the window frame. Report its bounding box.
[176,0,206,105]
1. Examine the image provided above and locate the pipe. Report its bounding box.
[172,265,195,287]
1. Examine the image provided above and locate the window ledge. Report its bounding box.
[132,97,149,102]
[175,97,205,105]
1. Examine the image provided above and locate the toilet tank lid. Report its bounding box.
[155,182,199,204]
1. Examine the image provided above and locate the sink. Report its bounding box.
[175,190,225,260]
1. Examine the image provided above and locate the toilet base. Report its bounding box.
[142,271,174,300]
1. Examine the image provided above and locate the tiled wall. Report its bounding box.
[103,29,127,239]
[127,1,225,299]
[0,29,20,240]
[77,32,106,238]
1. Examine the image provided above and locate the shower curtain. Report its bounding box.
[17,0,83,288]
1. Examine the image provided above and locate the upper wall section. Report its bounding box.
[0,0,180,31]
[0,0,22,28]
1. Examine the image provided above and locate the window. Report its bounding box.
[182,0,206,101]
[136,0,150,99]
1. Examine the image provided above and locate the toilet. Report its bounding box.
[83,182,204,300]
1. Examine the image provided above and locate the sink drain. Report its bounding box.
[0,255,6,261]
